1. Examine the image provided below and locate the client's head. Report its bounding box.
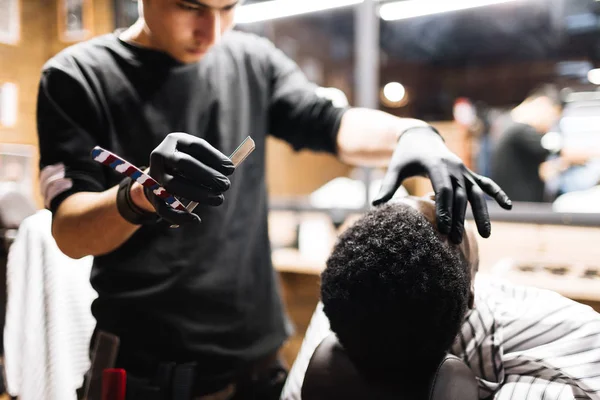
[320,195,479,385]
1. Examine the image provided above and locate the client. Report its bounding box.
[281,196,600,399]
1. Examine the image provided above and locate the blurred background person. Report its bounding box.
[490,85,600,203]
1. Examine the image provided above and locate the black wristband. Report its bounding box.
[116,177,160,225]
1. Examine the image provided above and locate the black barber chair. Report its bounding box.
[302,333,479,400]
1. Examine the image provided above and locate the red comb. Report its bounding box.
[102,368,127,400]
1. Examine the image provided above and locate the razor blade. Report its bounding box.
[186,136,255,213]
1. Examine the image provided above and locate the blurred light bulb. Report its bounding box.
[235,0,364,24]
[383,82,406,103]
[588,68,600,85]
[379,0,519,21]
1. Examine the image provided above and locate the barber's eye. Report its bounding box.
[177,2,200,11]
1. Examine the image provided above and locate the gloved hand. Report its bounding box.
[144,132,235,226]
[373,126,512,244]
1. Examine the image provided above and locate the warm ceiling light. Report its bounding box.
[379,0,520,21]
[383,82,406,102]
[381,82,408,107]
[235,0,364,24]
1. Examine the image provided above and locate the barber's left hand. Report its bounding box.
[373,126,512,244]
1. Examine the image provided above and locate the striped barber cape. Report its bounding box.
[281,277,600,400]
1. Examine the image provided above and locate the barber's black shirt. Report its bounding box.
[36,31,345,383]
[490,122,550,203]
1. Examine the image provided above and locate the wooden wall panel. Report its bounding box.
[0,0,113,208]
[266,137,353,197]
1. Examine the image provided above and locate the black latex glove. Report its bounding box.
[144,132,235,226]
[373,126,512,243]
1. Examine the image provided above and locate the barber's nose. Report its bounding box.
[196,10,222,46]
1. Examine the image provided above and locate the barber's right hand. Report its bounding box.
[144,132,235,226]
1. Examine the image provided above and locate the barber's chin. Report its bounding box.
[171,50,205,64]
[183,47,208,61]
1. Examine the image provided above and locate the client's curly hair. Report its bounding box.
[321,203,471,384]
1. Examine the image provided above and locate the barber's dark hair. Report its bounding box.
[527,84,564,108]
[321,203,471,386]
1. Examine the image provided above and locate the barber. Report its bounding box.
[36,0,511,399]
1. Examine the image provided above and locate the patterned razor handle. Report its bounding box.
[91,147,187,212]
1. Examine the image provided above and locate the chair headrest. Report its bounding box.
[301,333,479,400]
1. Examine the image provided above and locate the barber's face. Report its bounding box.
[394,195,479,307]
[142,0,238,64]
[530,97,562,134]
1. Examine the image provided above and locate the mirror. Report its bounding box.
[111,0,600,224]
[378,0,600,219]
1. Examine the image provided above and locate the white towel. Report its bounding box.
[4,210,97,400]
